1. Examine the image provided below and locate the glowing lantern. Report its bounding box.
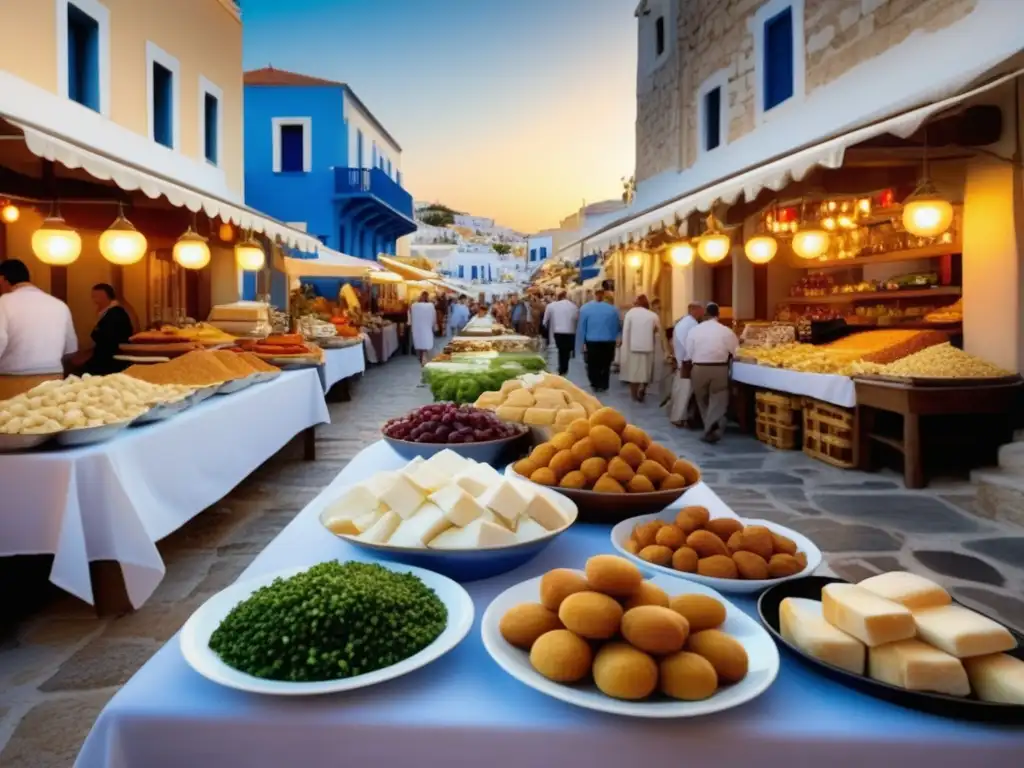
[697,232,730,263]
[1,202,19,223]
[235,235,266,271]
[744,235,777,264]
[626,251,643,269]
[99,209,148,265]
[792,229,830,260]
[173,226,211,269]
[218,221,235,242]
[31,214,81,266]
[902,181,954,238]
[670,242,695,266]
[822,217,837,231]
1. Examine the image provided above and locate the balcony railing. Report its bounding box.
[334,167,414,220]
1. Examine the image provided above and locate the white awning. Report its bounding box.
[283,248,385,278]
[377,255,440,280]
[577,64,1024,252]
[5,117,321,253]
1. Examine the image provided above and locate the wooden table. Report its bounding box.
[854,377,1022,488]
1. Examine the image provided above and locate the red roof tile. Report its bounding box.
[243,67,343,87]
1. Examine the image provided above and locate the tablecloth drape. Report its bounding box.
[319,344,365,391]
[74,440,1024,768]
[0,370,330,607]
[731,362,857,407]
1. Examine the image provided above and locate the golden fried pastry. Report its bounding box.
[567,418,591,441]
[671,546,699,572]
[645,443,677,471]
[621,424,651,450]
[671,459,695,479]
[539,568,589,611]
[680,506,711,527]
[623,539,639,554]
[767,553,803,578]
[632,521,662,549]
[550,431,576,452]
[500,603,563,648]
[585,554,642,597]
[686,530,729,559]
[638,544,673,566]
[549,449,577,479]
[669,594,726,631]
[579,456,607,484]
[794,551,808,569]
[589,407,627,434]
[593,642,658,700]
[697,555,739,579]
[637,460,669,485]
[674,509,703,535]
[530,467,557,486]
[618,442,646,470]
[606,456,635,485]
[627,475,656,494]
[733,551,769,580]
[559,470,587,489]
[726,531,744,553]
[589,425,623,458]
[558,591,623,639]
[623,580,670,610]
[530,443,557,467]
[659,473,687,491]
[570,437,596,465]
[660,651,719,701]
[655,524,686,549]
[530,629,592,682]
[771,532,798,556]
[705,518,744,542]
[735,525,774,561]
[513,458,539,478]
[593,474,626,494]
[621,605,689,655]
[687,629,748,683]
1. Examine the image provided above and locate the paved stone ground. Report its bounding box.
[1,343,1022,766]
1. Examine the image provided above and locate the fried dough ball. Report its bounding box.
[680,506,710,527]
[674,509,704,535]
[530,630,592,683]
[618,442,645,470]
[620,424,651,450]
[589,407,627,434]
[621,605,690,655]
[645,442,677,471]
[623,538,639,554]
[669,593,726,631]
[570,437,596,465]
[567,418,591,441]
[559,470,587,490]
[655,524,686,549]
[558,591,623,639]
[768,553,803,578]
[593,474,626,494]
[637,459,669,485]
[794,551,808,569]
[688,629,748,683]
[638,544,673,566]
[736,525,774,561]
[705,518,744,542]
[606,456,635,485]
[539,568,589,611]
[513,458,539,478]
[660,651,719,701]
[627,475,656,494]
[549,449,577,479]
[671,546,699,572]
[727,531,744,553]
[686,529,729,558]
[530,443,557,467]
[660,473,687,491]
[530,467,557,486]
[550,431,576,452]
[592,642,658,700]
[732,551,769,580]
[585,554,642,597]
[589,425,622,458]
[632,520,663,549]
[579,456,607,485]
[623,580,670,610]
[698,555,739,579]
[671,459,697,481]
[771,532,798,556]
[499,603,563,649]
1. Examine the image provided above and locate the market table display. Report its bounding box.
[731,361,856,408]
[319,342,365,393]
[0,369,329,610]
[363,323,399,364]
[75,439,1024,768]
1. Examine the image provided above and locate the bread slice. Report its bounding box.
[912,604,1017,659]
[858,571,951,611]
[962,653,1024,704]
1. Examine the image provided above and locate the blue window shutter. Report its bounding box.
[280,124,304,172]
[764,8,794,111]
[471,266,478,280]
[704,87,721,150]
[152,62,174,147]
[530,248,536,261]
[241,271,258,301]
[67,5,100,111]
[458,265,464,278]
[540,246,548,259]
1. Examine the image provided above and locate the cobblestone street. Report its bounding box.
[1,347,1022,766]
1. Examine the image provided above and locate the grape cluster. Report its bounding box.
[384,403,522,444]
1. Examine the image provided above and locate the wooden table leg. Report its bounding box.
[90,561,133,617]
[903,413,924,488]
[303,426,317,461]
[857,406,874,471]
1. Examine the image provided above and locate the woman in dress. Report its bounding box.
[409,292,437,365]
[619,294,668,402]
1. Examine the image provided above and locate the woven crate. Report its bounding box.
[755,390,802,427]
[803,399,856,468]
[756,417,799,450]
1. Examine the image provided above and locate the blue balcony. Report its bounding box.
[334,167,416,256]
[335,167,414,220]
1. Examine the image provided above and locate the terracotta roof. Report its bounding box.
[243,67,343,87]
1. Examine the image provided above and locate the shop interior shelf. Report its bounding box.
[790,243,960,270]
[778,286,961,305]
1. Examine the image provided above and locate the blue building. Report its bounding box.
[242,66,416,266]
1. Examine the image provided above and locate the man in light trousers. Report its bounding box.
[685,303,738,443]
[667,302,704,426]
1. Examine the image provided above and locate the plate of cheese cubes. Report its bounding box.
[319,449,578,581]
[758,573,1024,722]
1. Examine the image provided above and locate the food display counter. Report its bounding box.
[73,440,1024,768]
[363,323,400,364]
[319,342,366,394]
[732,361,857,408]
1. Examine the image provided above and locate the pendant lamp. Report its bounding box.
[744,235,777,265]
[697,215,730,264]
[670,242,695,266]
[173,224,211,269]
[235,232,266,271]
[902,131,953,238]
[1,202,19,223]
[792,229,830,260]
[99,204,148,266]
[32,206,81,266]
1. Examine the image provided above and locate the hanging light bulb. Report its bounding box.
[744,235,777,265]
[99,205,148,266]
[792,229,830,260]
[821,217,837,231]
[670,242,695,267]
[218,221,235,242]
[857,198,872,215]
[902,179,954,238]
[696,214,730,263]
[31,208,81,266]
[626,251,643,269]
[173,225,211,269]
[1,202,19,223]
[235,232,266,271]
[838,215,856,230]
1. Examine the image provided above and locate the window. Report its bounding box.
[704,88,721,151]
[540,246,548,259]
[764,8,794,111]
[458,265,465,278]
[272,118,312,173]
[356,130,364,169]
[67,4,99,110]
[199,77,222,165]
[471,266,479,280]
[655,16,665,56]
[530,248,537,261]
[146,43,179,149]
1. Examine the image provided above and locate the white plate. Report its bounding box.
[54,419,133,447]
[216,375,256,395]
[180,561,475,696]
[610,512,822,594]
[481,571,779,717]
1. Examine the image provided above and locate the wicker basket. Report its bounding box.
[755,418,799,450]
[755,390,802,427]
[803,400,856,468]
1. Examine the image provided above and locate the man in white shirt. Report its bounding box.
[667,302,704,426]
[542,290,579,375]
[0,259,78,399]
[684,302,738,443]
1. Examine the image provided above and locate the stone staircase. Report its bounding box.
[971,431,1024,526]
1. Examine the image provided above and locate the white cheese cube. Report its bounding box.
[453,462,502,497]
[821,583,916,647]
[352,510,383,533]
[357,510,401,544]
[963,653,1024,704]
[858,571,951,611]
[868,639,970,696]
[379,473,426,520]
[422,448,470,477]
[405,462,450,494]
[428,484,484,527]
[912,604,1016,659]
[478,479,531,525]
[427,518,518,550]
[387,503,451,548]
[524,491,571,531]
[321,484,380,532]
[779,597,865,675]
[364,471,397,508]
[515,515,549,543]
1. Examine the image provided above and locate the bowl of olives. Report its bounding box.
[383,403,530,463]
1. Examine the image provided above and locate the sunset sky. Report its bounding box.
[241,0,637,233]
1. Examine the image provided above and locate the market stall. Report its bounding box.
[0,368,329,611]
[74,438,1024,768]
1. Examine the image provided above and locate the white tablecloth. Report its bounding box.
[362,324,400,365]
[320,344,365,391]
[0,370,330,608]
[732,362,857,407]
[74,440,1024,768]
